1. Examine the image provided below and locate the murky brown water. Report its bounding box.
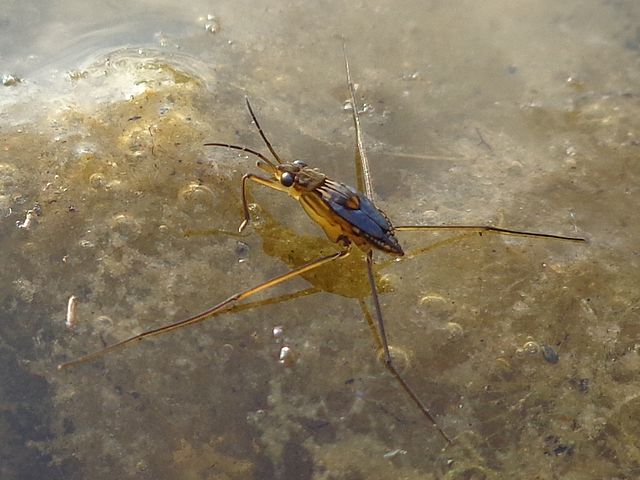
[1,1,639,479]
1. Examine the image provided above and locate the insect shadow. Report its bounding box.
[58,47,586,445]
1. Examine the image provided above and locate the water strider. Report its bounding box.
[58,47,586,444]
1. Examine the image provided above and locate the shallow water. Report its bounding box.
[1,1,639,479]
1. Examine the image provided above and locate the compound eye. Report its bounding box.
[293,160,307,168]
[280,172,295,187]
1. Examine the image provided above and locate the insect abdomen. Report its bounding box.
[311,180,404,255]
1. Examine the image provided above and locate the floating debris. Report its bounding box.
[278,346,298,367]
[67,70,88,81]
[278,346,291,363]
[272,326,284,339]
[2,74,22,86]
[16,209,36,229]
[203,14,220,33]
[541,344,559,364]
[383,448,407,459]
[401,71,421,81]
[66,295,78,329]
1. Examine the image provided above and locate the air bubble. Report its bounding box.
[89,173,107,190]
[420,294,446,305]
[523,341,540,355]
[178,183,215,212]
[110,213,142,239]
[377,345,412,374]
[445,322,463,339]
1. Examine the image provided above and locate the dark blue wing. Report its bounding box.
[317,179,404,255]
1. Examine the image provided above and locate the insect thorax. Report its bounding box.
[290,166,327,192]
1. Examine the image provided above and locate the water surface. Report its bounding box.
[1,1,639,478]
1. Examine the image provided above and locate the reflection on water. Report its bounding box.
[1,1,639,479]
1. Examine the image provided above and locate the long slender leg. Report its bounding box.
[345,50,585,246]
[58,250,349,370]
[183,227,247,239]
[396,224,586,242]
[343,43,374,200]
[377,233,480,268]
[364,251,452,444]
[239,174,288,232]
[366,252,390,362]
[343,45,451,441]
[227,286,320,315]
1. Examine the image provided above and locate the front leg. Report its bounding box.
[239,173,288,232]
